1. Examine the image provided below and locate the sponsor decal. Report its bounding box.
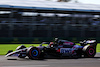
[12,54,19,56]
[60,48,71,53]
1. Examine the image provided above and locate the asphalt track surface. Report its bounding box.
[0,53,100,67]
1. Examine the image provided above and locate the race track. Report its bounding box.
[0,53,100,67]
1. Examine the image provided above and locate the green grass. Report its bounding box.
[96,43,100,52]
[0,43,100,55]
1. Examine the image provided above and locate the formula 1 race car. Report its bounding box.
[5,38,97,59]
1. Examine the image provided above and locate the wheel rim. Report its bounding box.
[32,49,38,57]
[88,48,94,55]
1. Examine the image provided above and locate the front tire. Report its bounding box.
[27,47,42,59]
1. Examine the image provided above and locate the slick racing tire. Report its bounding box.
[83,45,96,58]
[27,47,41,60]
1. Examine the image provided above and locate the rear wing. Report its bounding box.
[80,40,97,48]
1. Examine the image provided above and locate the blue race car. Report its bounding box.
[5,38,97,59]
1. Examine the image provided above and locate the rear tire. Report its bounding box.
[83,45,96,58]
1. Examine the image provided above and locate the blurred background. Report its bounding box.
[0,0,100,43]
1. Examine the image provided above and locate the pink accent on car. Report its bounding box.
[89,48,94,55]
[64,42,74,45]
